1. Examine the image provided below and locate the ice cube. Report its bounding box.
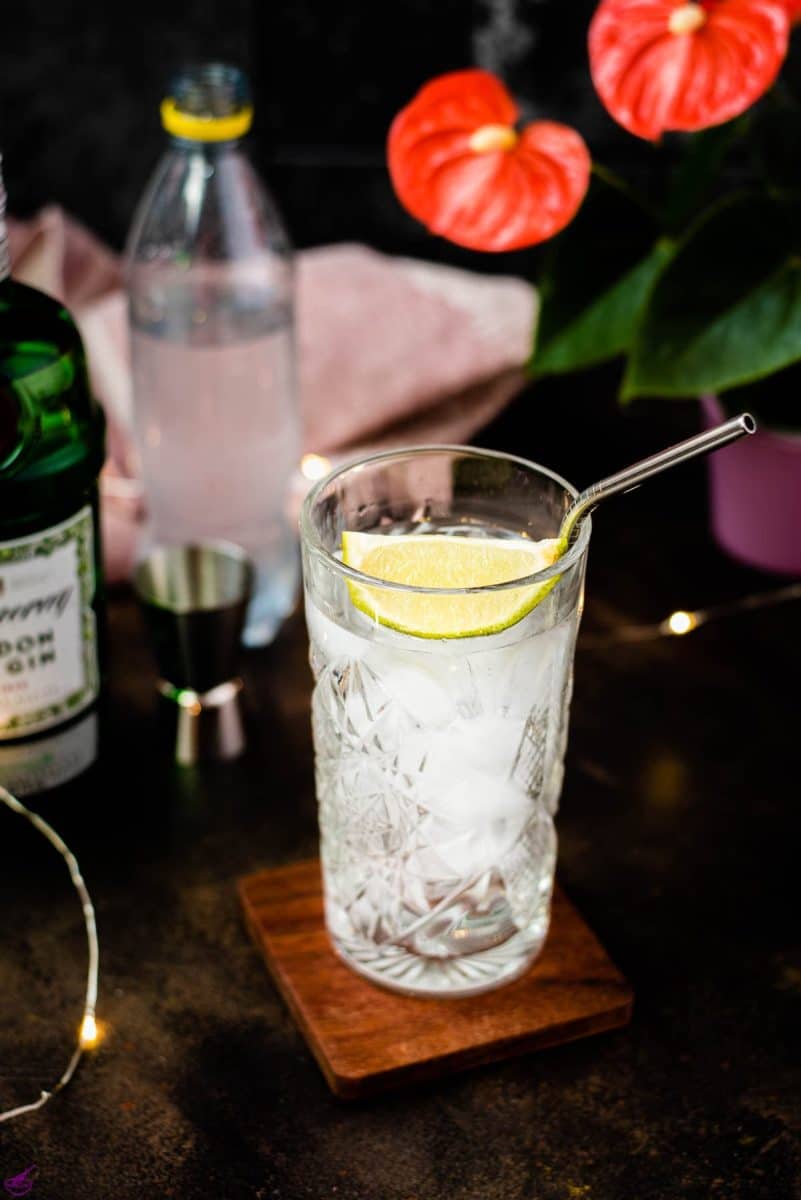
[363,646,458,729]
[463,621,571,718]
[397,716,526,800]
[413,771,532,880]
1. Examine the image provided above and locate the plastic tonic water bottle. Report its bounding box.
[125,64,300,646]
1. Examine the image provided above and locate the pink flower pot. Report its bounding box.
[701,395,801,576]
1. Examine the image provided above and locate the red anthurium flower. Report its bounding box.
[589,0,789,141]
[783,0,801,20]
[387,70,591,252]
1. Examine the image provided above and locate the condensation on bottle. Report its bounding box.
[124,64,300,647]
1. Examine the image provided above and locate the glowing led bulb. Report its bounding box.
[80,1013,98,1049]
[666,610,697,636]
[301,453,332,481]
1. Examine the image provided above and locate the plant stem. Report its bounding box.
[590,161,654,216]
[662,117,749,232]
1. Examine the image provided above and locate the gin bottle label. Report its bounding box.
[0,506,99,740]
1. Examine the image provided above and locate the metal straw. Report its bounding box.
[560,413,756,545]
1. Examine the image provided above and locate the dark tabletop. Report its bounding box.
[2,386,800,1200]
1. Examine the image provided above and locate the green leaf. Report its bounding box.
[622,193,801,401]
[530,174,663,378]
[533,241,673,376]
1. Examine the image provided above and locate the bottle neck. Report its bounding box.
[167,134,244,156]
[0,164,10,283]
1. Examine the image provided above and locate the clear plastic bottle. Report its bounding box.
[125,64,300,647]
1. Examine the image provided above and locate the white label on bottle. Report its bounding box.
[0,506,99,740]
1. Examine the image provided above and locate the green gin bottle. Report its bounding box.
[0,159,105,796]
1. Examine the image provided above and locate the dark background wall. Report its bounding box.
[0,0,634,263]
[10,0,785,443]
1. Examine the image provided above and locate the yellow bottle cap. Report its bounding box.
[161,97,253,142]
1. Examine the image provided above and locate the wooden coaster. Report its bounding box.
[239,860,633,1099]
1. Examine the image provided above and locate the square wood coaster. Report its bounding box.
[239,860,633,1099]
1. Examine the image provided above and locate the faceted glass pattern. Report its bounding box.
[301,448,589,997]
[308,601,578,996]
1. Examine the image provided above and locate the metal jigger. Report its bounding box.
[133,542,253,766]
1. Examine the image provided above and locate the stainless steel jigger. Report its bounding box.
[133,543,253,766]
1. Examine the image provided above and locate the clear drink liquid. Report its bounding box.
[130,274,299,646]
[306,523,580,997]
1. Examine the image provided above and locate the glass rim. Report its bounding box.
[300,444,592,596]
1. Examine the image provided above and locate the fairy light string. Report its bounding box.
[579,581,801,649]
[0,571,794,1121]
[0,786,100,1124]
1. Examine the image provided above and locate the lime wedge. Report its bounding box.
[341,531,565,639]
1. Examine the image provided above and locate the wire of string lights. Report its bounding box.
[579,582,801,649]
[0,785,100,1124]
[0,580,796,1121]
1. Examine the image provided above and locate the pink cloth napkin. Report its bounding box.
[8,207,537,582]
